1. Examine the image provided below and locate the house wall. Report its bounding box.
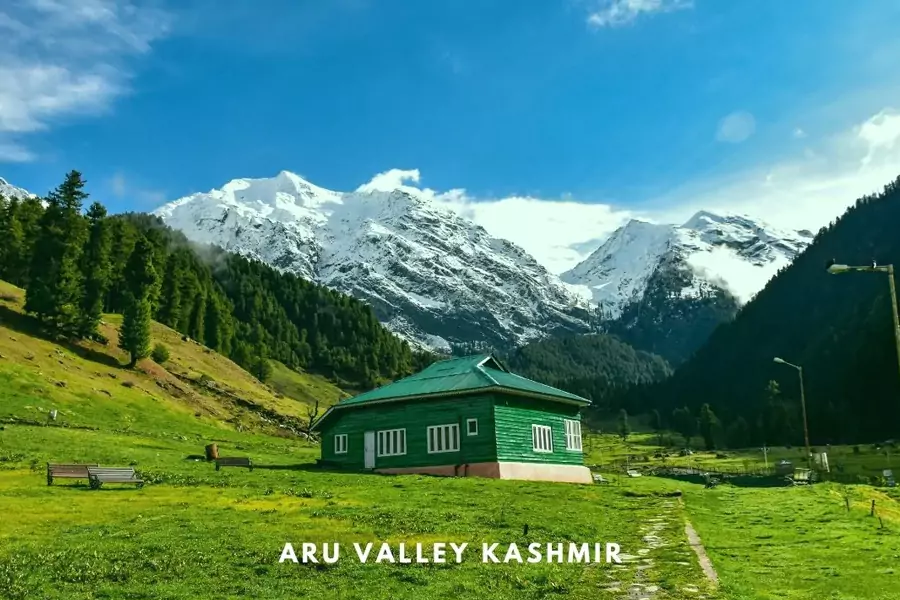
[492,395,585,466]
[319,394,497,469]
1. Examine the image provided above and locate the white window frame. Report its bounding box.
[427,423,460,454]
[564,419,582,451]
[377,429,406,457]
[334,433,348,454]
[466,418,478,436]
[532,424,553,453]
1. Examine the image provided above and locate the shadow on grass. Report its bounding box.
[246,463,332,473]
[0,305,122,369]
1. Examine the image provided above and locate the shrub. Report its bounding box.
[151,343,170,364]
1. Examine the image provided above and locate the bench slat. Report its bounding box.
[86,467,144,489]
[215,457,253,471]
[47,463,99,485]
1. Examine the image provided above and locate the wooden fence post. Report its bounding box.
[870,500,876,517]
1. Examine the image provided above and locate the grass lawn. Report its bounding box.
[682,483,900,600]
[0,425,716,600]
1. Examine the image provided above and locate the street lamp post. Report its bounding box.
[826,261,900,385]
[774,357,812,469]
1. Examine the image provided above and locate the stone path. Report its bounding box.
[599,497,719,600]
[684,519,718,587]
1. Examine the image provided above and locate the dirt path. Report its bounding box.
[683,519,718,587]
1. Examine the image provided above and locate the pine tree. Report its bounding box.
[188,292,206,343]
[672,407,697,448]
[698,403,720,450]
[204,294,223,351]
[727,416,750,449]
[120,295,153,367]
[25,171,88,335]
[157,253,183,329]
[0,196,26,284]
[119,236,158,367]
[617,408,631,441]
[78,202,111,338]
[650,409,663,444]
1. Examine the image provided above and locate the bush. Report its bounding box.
[151,343,170,364]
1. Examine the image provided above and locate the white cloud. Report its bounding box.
[356,168,423,193]
[106,171,166,207]
[793,127,807,139]
[858,110,900,166]
[357,108,900,275]
[654,108,900,231]
[0,140,36,162]
[586,0,693,28]
[0,0,171,162]
[716,111,756,143]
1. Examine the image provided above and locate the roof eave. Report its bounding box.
[312,386,589,428]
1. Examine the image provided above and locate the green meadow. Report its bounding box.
[1,280,899,599]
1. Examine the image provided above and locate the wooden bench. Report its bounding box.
[215,457,253,471]
[47,463,97,486]
[87,467,144,489]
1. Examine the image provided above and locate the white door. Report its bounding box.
[364,431,376,469]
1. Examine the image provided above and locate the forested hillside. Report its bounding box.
[503,334,672,416]
[643,175,900,445]
[0,171,434,390]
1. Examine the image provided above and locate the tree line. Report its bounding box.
[627,175,900,446]
[0,171,434,387]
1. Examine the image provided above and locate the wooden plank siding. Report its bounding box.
[320,393,497,469]
[493,396,584,466]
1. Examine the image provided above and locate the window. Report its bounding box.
[466,418,478,436]
[334,434,348,454]
[427,423,460,453]
[377,429,406,457]
[532,424,553,453]
[564,420,582,451]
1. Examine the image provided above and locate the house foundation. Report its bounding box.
[375,461,593,484]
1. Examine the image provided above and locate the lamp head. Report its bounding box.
[773,357,785,364]
[827,262,850,274]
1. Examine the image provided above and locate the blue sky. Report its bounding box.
[2,0,900,271]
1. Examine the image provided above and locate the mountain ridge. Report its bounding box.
[152,171,600,352]
[2,171,813,357]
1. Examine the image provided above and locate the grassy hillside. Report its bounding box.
[0,279,347,436]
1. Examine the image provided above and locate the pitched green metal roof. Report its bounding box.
[311,353,589,431]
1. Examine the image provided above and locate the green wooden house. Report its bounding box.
[310,354,593,484]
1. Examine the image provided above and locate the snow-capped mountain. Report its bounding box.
[0,177,36,201]
[561,211,813,364]
[561,211,813,318]
[154,171,598,352]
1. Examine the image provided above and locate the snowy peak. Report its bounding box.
[562,210,812,315]
[154,171,597,352]
[0,177,37,201]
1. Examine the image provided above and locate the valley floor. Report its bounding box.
[1,281,898,599]
[2,424,899,599]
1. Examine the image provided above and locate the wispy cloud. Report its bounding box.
[0,0,171,162]
[715,111,756,144]
[586,0,693,28]
[106,171,166,208]
[358,108,900,274]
